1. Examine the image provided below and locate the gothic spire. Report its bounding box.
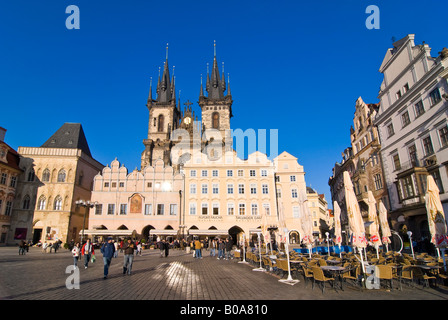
[157,43,173,103]
[206,41,226,100]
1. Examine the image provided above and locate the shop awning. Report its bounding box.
[79,229,135,236]
[188,229,229,236]
[148,229,178,236]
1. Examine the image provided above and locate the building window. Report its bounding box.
[212,112,219,129]
[201,184,208,194]
[212,203,219,215]
[403,83,409,93]
[251,204,258,216]
[190,170,197,177]
[104,182,109,188]
[262,184,269,194]
[401,176,415,198]
[227,203,234,215]
[415,100,425,117]
[226,170,233,177]
[293,206,300,218]
[238,203,245,215]
[429,88,441,106]
[22,195,31,210]
[290,175,296,182]
[54,196,62,210]
[201,170,208,177]
[157,114,164,132]
[201,203,208,215]
[263,203,270,216]
[291,189,298,198]
[57,169,66,182]
[439,126,448,148]
[189,203,196,215]
[107,204,115,215]
[212,184,219,194]
[212,170,218,177]
[237,169,244,177]
[374,174,383,190]
[277,189,282,198]
[408,144,418,166]
[144,204,152,215]
[120,204,127,215]
[9,175,16,188]
[431,170,444,193]
[261,169,267,177]
[227,184,234,194]
[119,182,124,188]
[42,169,50,182]
[393,153,401,171]
[396,90,402,100]
[190,184,196,194]
[401,111,411,128]
[249,170,256,177]
[38,196,46,210]
[0,173,6,185]
[94,204,102,215]
[27,169,35,182]
[157,204,164,215]
[170,204,177,215]
[387,123,395,138]
[422,135,434,156]
[238,184,245,194]
[5,201,12,216]
[250,184,257,194]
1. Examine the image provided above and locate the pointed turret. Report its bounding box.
[157,44,174,103]
[206,41,226,100]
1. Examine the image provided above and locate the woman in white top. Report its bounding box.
[72,243,80,268]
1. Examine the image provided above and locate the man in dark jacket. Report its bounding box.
[101,237,115,279]
[122,239,135,275]
[225,238,233,260]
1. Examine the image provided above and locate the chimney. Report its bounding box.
[0,127,6,142]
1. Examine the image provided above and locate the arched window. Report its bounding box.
[57,169,66,182]
[54,196,62,210]
[22,195,31,210]
[27,169,35,182]
[212,112,219,129]
[158,114,164,132]
[37,196,46,210]
[42,169,50,182]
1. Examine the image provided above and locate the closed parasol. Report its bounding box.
[378,200,391,252]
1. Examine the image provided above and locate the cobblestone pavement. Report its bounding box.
[1,247,447,316]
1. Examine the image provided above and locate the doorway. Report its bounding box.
[33,228,42,244]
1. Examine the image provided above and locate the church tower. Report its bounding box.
[141,45,181,169]
[198,41,233,154]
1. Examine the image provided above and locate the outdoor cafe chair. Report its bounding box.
[276,259,290,279]
[311,266,335,293]
[400,265,415,287]
[318,259,327,267]
[376,265,402,291]
[341,264,361,287]
[413,266,437,288]
[301,265,314,287]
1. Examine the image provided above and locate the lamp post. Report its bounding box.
[76,200,97,243]
[325,232,330,256]
[407,230,415,259]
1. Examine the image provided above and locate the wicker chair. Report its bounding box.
[413,267,437,288]
[311,266,335,293]
[376,265,401,290]
[301,265,314,287]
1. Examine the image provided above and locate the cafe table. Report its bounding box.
[320,265,347,291]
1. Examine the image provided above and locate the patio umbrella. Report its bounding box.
[425,175,448,268]
[378,200,391,252]
[333,201,342,256]
[343,171,367,273]
[366,191,382,258]
[277,202,299,285]
[299,189,314,258]
[260,206,272,254]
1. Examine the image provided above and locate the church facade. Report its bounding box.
[86,46,312,244]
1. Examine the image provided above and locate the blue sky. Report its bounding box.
[1,0,447,207]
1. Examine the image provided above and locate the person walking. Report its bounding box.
[122,239,135,275]
[42,241,48,253]
[113,240,118,258]
[218,239,225,260]
[82,239,94,269]
[101,237,115,279]
[158,239,165,258]
[194,238,202,259]
[72,243,80,268]
[225,238,233,260]
[19,240,26,255]
[164,241,170,257]
[137,242,142,256]
[210,239,217,257]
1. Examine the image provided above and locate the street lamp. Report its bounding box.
[325,232,330,256]
[76,199,97,243]
[407,230,415,259]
